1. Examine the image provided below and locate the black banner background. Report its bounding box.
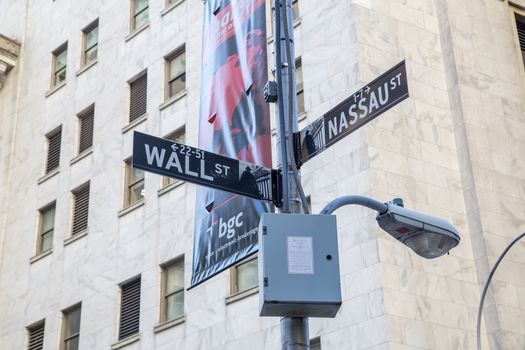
[190,0,272,288]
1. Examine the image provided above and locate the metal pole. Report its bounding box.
[272,0,309,348]
[476,232,525,350]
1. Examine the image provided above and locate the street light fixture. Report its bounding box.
[320,196,460,259]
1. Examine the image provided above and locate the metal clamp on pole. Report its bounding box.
[292,132,302,169]
[271,169,283,208]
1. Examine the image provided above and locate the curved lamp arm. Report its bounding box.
[476,232,525,350]
[320,195,460,259]
[319,195,388,215]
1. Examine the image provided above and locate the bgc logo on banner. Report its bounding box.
[219,212,243,240]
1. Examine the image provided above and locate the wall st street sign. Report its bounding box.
[132,131,281,204]
[299,61,409,164]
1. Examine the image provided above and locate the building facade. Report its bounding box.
[1,0,525,349]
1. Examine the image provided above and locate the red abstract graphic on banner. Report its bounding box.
[191,0,272,288]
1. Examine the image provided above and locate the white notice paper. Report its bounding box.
[287,236,314,275]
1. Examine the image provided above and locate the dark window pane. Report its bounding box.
[64,336,79,350]
[169,75,186,97]
[65,307,81,337]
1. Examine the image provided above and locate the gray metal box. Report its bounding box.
[258,213,342,318]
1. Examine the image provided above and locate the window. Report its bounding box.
[231,257,258,295]
[268,0,300,37]
[52,43,67,87]
[128,72,147,123]
[27,321,45,350]
[125,159,144,207]
[82,20,98,66]
[291,0,299,21]
[37,203,55,254]
[77,105,94,154]
[45,127,62,174]
[131,0,149,31]
[296,58,304,115]
[310,337,321,350]
[166,0,180,7]
[71,183,90,235]
[165,47,186,100]
[61,304,81,350]
[515,14,525,66]
[162,128,185,187]
[119,277,141,341]
[306,194,311,213]
[160,258,184,323]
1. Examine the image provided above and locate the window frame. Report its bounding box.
[37,201,56,255]
[81,19,98,67]
[76,104,95,155]
[310,337,321,350]
[71,182,90,236]
[291,0,299,21]
[164,45,186,101]
[60,303,82,350]
[51,42,68,88]
[268,0,300,39]
[26,320,45,350]
[118,276,141,341]
[45,126,62,174]
[159,256,185,323]
[127,70,148,124]
[230,255,258,295]
[295,57,305,115]
[124,158,145,208]
[514,12,525,68]
[131,0,149,31]
[162,127,186,188]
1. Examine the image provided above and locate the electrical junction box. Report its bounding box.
[258,213,342,318]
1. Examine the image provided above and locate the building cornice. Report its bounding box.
[0,34,21,90]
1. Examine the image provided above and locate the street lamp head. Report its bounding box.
[376,202,460,259]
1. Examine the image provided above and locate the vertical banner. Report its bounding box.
[190,0,271,288]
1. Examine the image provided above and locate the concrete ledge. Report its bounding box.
[111,334,140,350]
[76,59,98,76]
[70,148,93,166]
[161,0,185,17]
[64,230,88,247]
[37,168,59,184]
[118,200,145,217]
[159,90,187,111]
[158,180,184,197]
[153,315,185,333]
[30,249,53,264]
[45,82,66,97]
[225,286,259,305]
[125,23,150,42]
[122,114,147,134]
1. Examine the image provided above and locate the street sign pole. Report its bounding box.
[273,0,309,348]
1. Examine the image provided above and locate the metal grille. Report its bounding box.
[129,73,147,123]
[78,107,94,154]
[517,16,525,53]
[72,184,90,235]
[28,323,45,350]
[46,129,61,174]
[119,278,141,340]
